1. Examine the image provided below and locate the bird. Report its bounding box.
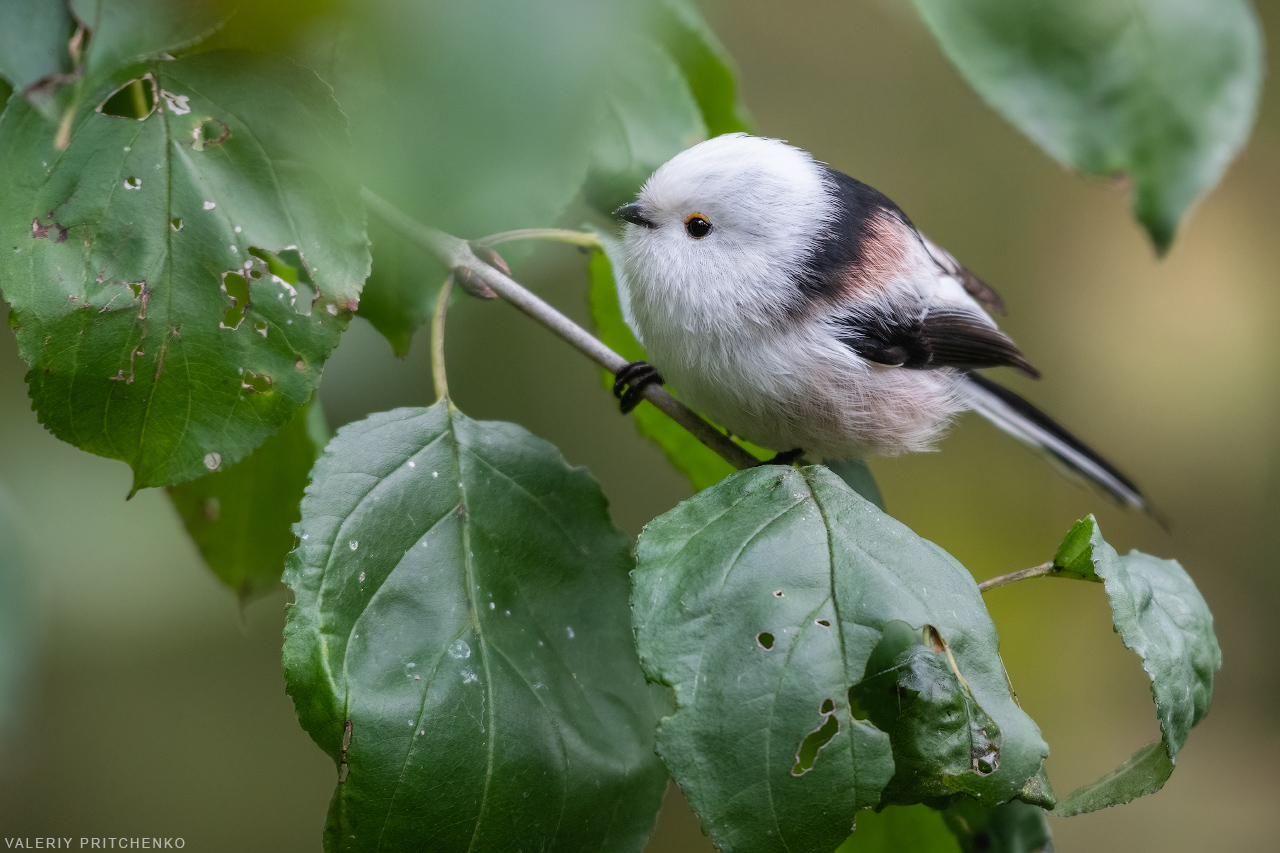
[610,132,1147,512]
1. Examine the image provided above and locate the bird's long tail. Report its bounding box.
[959,372,1148,513]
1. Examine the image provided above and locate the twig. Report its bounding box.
[361,188,762,472]
[474,228,603,251]
[978,562,1061,593]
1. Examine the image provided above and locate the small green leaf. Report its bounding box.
[355,214,444,358]
[0,0,74,91]
[70,0,236,79]
[588,230,766,491]
[632,465,1050,853]
[911,0,1264,251]
[0,51,368,490]
[943,799,1052,853]
[655,0,752,135]
[838,805,959,853]
[168,397,327,602]
[1047,515,1219,815]
[1053,740,1172,817]
[585,33,706,214]
[283,401,666,852]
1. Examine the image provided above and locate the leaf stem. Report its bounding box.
[474,228,603,251]
[978,562,1062,593]
[431,273,453,401]
[360,187,762,472]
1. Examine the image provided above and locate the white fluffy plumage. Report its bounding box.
[615,133,1148,511]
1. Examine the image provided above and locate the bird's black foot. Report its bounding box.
[768,448,806,466]
[613,361,664,414]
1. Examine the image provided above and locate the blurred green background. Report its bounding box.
[2,0,1278,850]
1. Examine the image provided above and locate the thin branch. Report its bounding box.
[474,228,603,251]
[361,187,762,472]
[978,562,1061,593]
[431,274,454,401]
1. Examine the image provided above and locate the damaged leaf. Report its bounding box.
[168,397,328,602]
[631,465,1050,853]
[1048,515,1219,816]
[70,0,237,80]
[283,401,666,853]
[911,0,1263,252]
[0,0,75,92]
[0,51,368,490]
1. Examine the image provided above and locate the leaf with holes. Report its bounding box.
[0,0,74,92]
[168,396,328,602]
[587,230,767,491]
[632,465,1050,853]
[911,0,1263,252]
[283,400,667,853]
[1047,515,1219,816]
[0,50,368,490]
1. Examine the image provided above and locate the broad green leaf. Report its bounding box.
[0,0,74,91]
[655,0,751,136]
[825,459,886,512]
[837,805,959,853]
[283,401,666,853]
[632,465,1050,853]
[911,0,1263,252]
[168,397,327,602]
[70,0,236,79]
[0,484,34,734]
[0,51,368,490]
[356,212,445,358]
[943,799,1052,853]
[584,33,706,214]
[1046,515,1219,815]
[588,230,767,491]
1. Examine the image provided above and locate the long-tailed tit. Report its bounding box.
[612,133,1146,511]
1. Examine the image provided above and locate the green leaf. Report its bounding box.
[70,0,236,79]
[585,33,706,214]
[0,0,74,91]
[837,805,959,853]
[356,212,444,358]
[911,0,1263,251]
[825,459,886,512]
[655,0,752,135]
[943,799,1052,853]
[1047,515,1219,815]
[632,465,1050,853]
[0,51,368,490]
[588,230,767,491]
[168,397,327,602]
[283,400,666,853]
[0,483,34,734]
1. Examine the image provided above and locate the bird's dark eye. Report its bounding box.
[684,213,712,239]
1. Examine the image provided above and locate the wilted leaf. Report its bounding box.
[0,0,74,92]
[588,230,767,490]
[0,51,368,490]
[632,465,1050,853]
[1046,515,1219,815]
[283,401,666,852]
[911,0,1263,251]
[168,397,327,602]
[943,799,1052,853]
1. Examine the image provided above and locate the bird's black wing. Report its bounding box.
[838,308,1040,378]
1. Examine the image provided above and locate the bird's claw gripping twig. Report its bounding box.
[613,361,664,414]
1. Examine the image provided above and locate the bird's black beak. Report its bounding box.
[613,202,655,228]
